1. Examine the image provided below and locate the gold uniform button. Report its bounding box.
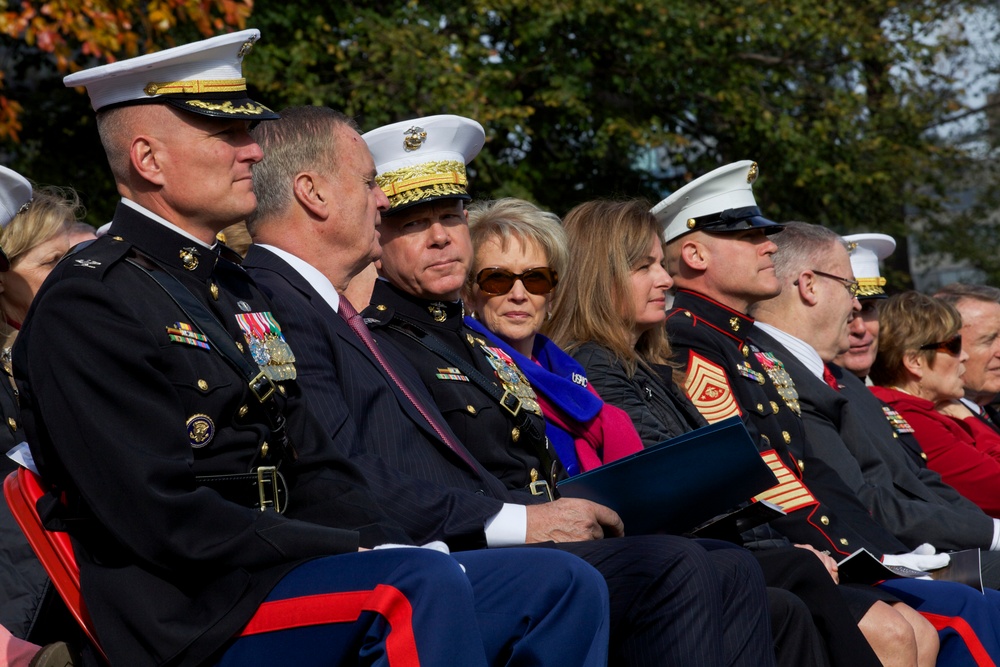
[376,304,387,311]
[760,434,770,446]
[197,379,209,391]
[210,282,220,301]
[238,405,248,417]
[512,427,520,442]
[782,431,791,444]
[260,442,269,457]
[797,459,805,472]
[921,452,928,460]
[820,515,830,525]
[466,405,477,414]
[770,401,779,413]
[278,385,286,395]
[236,341,244,353]
[6,417,15,430]
[684,311,692,317]
[111,235,124,242]
[839,538,849,546]
[892,432,899,439]
[756,403,764,412]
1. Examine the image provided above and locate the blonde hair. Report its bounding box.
[870,291,962,387]
[546,199,672,375]
[2,185,86,264]
[466,198,567,295]
[0,185,88,344]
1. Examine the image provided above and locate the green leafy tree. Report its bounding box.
[3,0,1000,284]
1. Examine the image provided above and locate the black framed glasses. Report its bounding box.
[475,267,559,296]
[919,334,962,355]
[810,270,861,297]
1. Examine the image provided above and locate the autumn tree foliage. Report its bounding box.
[0,1,252,141]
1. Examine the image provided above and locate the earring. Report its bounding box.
[546,310,553,322]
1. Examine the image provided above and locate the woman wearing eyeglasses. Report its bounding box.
[870,291,1000,516]
[464,198,644,475]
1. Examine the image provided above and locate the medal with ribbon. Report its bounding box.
[235,311,297,380]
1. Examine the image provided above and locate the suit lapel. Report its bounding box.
[243,246,457,452]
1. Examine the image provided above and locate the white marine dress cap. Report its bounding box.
[0,166,33,270]
[363,115,485,214]
[652,160,783,243]
[63,29,278,121]
[844,233,895,299]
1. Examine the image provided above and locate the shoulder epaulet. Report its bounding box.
[361,302,395,328]
[665,307,696,323]
[54,235,132,281]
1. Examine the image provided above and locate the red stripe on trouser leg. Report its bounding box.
[920,612,996,667]
[237,584,420,666]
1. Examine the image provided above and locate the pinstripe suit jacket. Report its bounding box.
[243,246,510,550]
[751,328,995,551]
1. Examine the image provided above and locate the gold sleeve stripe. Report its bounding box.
[144,78,247,96]
[684,351,741,423]
[753,450,817,512]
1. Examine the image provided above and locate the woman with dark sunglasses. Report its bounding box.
[464,198,644,475]
[870,291,1000,516]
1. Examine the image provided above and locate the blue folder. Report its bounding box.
[556,416,779,535]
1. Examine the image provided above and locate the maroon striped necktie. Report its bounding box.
[337,297,477,470]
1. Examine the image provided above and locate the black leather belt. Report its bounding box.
[196,466,288,513]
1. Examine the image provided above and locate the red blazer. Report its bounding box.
[870,386,1000,517]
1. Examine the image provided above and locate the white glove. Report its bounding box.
[373,540,451,554]
[882,543,950,572]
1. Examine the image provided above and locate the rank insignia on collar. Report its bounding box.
[186,414,215,448]
[179,247,200,271]
[435,367,469,382]
[73,259,101,268]
[684,352,741,423]
[729,317,740,332]
[428,302,447,323]
[166,322,210,350]
[882,406,915,434]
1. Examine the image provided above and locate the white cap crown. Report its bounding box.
[364,115,485,213]
[844,233,895,298]
[652,160,781,243]
[63,29,276,120]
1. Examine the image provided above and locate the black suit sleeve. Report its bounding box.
[248,262,505,550]
[18,276,360,569]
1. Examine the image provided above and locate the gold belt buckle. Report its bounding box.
[529,480,554,502]
[256,466,283,513]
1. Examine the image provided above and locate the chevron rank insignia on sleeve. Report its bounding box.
[753,450,818,512]
[683,351,741,423]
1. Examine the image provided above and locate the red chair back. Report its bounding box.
[4,467,108,663]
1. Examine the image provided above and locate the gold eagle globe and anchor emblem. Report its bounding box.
[403,126,427,151]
